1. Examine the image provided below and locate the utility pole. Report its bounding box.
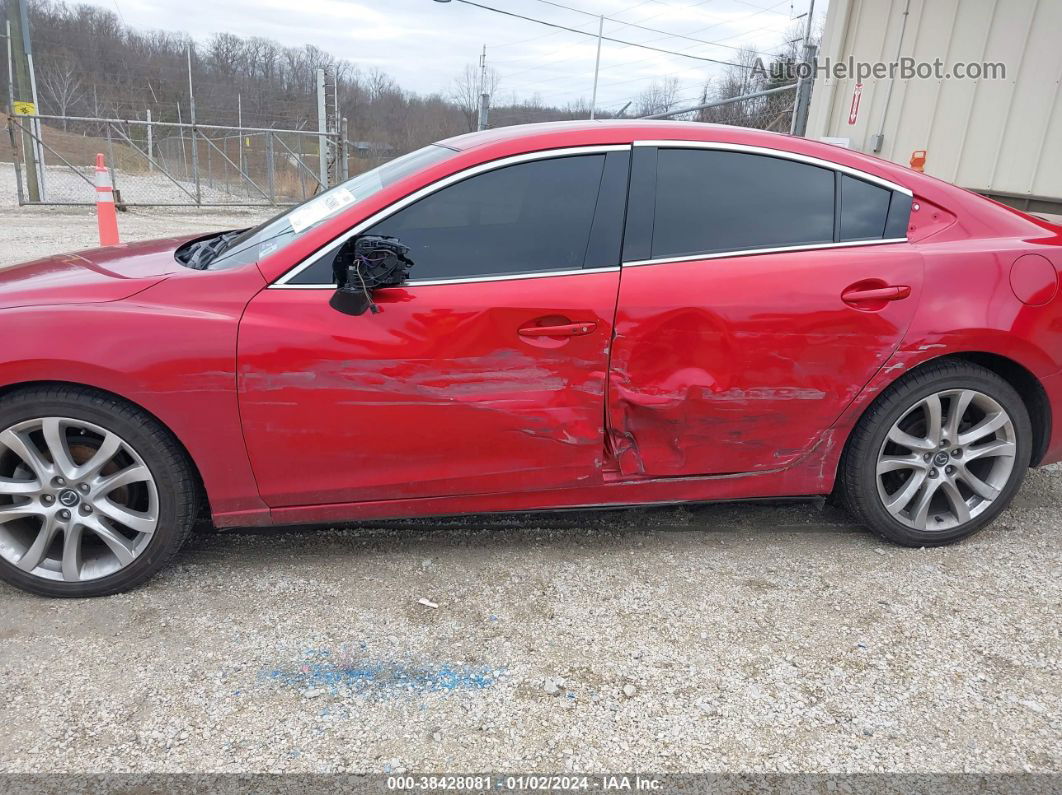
[589,15,603,120]
[476,45,489,132]
[789,0,817,136]
[6,0,40,200]
[316,67,328,189]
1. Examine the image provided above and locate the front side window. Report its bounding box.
[651,149,836,259]
[367,154,606,281]
[290,154,607,285]
[205,144,456,270]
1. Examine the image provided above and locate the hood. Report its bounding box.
[0,235,196,310]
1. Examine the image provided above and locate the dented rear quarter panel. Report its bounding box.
[802,237,1062,486]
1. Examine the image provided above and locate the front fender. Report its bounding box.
[1,265,271,523]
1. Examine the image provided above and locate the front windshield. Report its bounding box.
[206,143,457,270]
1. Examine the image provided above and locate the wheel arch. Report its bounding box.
[837,351,1052,478]
[0,379,212,520]
[942,352,1051,466]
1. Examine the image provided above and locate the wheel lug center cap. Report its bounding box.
[57,488,81,508]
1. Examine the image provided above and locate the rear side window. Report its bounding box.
[884,192,913,238]
[840,175,892,240]
[650,149,835,259]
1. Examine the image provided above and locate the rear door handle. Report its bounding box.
[518,322,597,337]
[842,285,912,304]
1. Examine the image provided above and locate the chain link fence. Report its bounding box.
[5,113,361,207]
[642,83,798,133]
[6,84,801,207]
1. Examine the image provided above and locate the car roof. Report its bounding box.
[439,119,905,189]
[440,119,774,151]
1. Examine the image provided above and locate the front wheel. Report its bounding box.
[0,385,198,597]
[842,361,1032,546]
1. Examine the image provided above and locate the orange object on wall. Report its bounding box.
[910,150,927,173]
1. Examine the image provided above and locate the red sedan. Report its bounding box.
[2,121,1061,597]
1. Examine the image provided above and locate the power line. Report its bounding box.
[526,0,770,54]
[444,0,753,68]
[565,0,791,83]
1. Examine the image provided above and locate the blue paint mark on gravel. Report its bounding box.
[263,646,502,697]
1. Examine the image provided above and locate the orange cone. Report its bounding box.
[94,153,120,246]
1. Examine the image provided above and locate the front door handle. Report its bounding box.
[842,285,912,305]
[518,322,597,338]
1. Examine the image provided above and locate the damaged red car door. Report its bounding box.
[607,145,923,477]
[238,149,629,506]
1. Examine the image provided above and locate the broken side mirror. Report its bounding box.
[329,235,414,316]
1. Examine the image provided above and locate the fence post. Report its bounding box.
[187,45,201,206]
[266,131,275,204]
[105,124,117,195]
[146,108,153,172]
[340,117,349,182]
[7,117,25,206]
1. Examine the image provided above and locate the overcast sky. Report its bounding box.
[86,0,818,112]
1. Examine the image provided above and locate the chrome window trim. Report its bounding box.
[634,139,914,196]
[271,144,631,288]
[623,237,909,268]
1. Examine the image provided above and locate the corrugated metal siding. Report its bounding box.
[806,0,1062,202]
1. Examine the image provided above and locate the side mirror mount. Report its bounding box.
[329,235,414,316]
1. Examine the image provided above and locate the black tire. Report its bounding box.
[841,360,1032,546]
[0,385,198,597]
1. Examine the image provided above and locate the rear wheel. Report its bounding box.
[842,361,1031,546]
[0,386,198,597]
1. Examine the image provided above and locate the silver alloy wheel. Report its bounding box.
[0,417,159,582]
[876,389,1017,532]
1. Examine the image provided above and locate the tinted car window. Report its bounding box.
[367,154,605,281]
[651,149,835,259]
[208,144,455,271]
[884,191,913,238]
[840,175,892,241]
[290,154,606,284]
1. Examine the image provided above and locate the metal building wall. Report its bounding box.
[806,0,1062,212]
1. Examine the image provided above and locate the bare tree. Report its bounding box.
[367,67,400,102]
[450,63,501,132]
[40,58,84,128]
[635,76,681,117]
[695,37,812,130]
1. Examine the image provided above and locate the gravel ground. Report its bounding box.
[0,163,1059,775]
[0,487,1059,774]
